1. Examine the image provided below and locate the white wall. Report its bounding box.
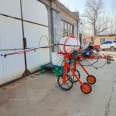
[0,0,50,85]
[22,0,48,25]
[0,16,25,85]
[0,0,21,18]
[24,22,50,72]
[22,0,50,72]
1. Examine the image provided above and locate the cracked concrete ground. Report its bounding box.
[0,61,116,116]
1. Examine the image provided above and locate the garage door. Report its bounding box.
[0,0,25,84]
[0,0,50,84]
[22,0,50,72]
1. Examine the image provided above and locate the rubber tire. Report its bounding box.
[80,83,92,94]
[67,69,81,83]
[86,75,96,85]
[57,76,73,91]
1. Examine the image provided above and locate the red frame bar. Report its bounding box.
[63,58,83,85]
[79,62,90,76]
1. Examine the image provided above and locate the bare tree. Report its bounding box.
[111,0,116,34]
[83,0,108,39]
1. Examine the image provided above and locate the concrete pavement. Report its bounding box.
[0,61,116,116]
[100,51,116,61]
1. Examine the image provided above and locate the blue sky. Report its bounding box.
[59,0,114,14]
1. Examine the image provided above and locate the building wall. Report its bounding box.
[0,0,50,85]
[52,8,78,42]
[94,35,116,45]
[0,0,79,85]
[52,3,79,52]
[0,16,25,85]
[0,0,25,84]
[22,0,50,72]
[82,35,92,45]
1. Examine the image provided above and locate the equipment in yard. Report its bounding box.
[57,50,92,94]
[55,36,114,94]
[2,34,113,94]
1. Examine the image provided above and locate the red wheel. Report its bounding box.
[80,83,92,94]
[87,75,96,85]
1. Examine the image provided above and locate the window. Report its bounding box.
[63,22,68,37]
[62,20,74,37]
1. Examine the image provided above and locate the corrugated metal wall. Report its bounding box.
[0,0,50,85]
[22,0,50,72]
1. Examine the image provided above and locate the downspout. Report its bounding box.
[47,0,55,64]
[79,33,82,49]
[78,19,82,49]
[20,0,31,76]
[50,0,54,52]
[77,20,79,38]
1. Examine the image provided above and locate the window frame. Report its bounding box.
[62,20,74,37]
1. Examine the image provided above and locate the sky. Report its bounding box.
[59,0,114,15]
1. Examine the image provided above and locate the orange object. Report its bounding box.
[87,75,96,84]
